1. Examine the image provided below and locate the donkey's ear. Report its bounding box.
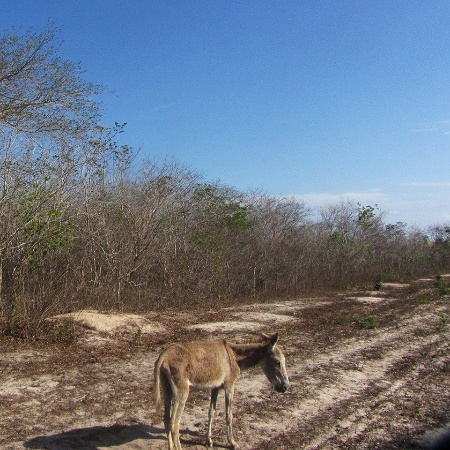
[269,333,279,349]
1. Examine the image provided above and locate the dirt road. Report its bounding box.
[1,277,450,449]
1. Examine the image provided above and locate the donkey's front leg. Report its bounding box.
[225,386,238,449]
[206,388,219,447]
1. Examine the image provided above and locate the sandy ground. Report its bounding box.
[1,276,450,449]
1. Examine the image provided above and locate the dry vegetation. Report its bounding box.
[1,26,450,339]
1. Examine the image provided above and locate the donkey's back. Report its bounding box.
[155,339,239,396]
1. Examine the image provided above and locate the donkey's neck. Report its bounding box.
[227,342,267,370]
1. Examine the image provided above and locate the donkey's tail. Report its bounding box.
[154,354,164,413]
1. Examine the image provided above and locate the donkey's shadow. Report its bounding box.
[23,423,224,449]
[23,423,163,449]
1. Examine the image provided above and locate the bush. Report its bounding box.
[358,315,379,329]
[434,277,450,296]
[374,275,383,291]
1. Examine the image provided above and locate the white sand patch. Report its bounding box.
[0,375,59,397]
[235,373,267,399]
[365,290,390,296]
[346,296,386,303]
[54,310,165,334]
[79,332,116,346]
[233,311,296,324]
[228,299,330,313]
[0,350,49,363]
[382,282,410,288]
[188,321,262,333]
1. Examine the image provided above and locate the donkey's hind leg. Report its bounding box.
[207,387,219,447]
[162,374,175,450]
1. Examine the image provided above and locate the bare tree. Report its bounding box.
[0,24,101,136]
[0,24,103,328]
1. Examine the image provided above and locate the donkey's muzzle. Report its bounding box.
[275,383,288,393]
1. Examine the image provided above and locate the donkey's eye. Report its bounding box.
[275,361,281,367]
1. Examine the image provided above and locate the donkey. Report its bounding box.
[154,333,289,450]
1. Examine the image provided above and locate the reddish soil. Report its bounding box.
[1,276,450,449]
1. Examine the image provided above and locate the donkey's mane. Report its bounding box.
[226,333,272,346]
[226,338,270,370]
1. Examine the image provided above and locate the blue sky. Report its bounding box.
[1,1,449,228]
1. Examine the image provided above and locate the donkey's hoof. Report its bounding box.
[206,440,213,448]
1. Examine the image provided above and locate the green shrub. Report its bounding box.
[438,313,448,330]
[434,278,450,296]
[374,276,383,291]
[336,315,352,326]
[358,315,379,329]
[416,295,433,304]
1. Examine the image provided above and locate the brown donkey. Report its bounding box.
[154,333,289,450]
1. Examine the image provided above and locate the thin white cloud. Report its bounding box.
[402,181,450,188]
[283,184,450,228]
[412,118,450,134]
[412,126,440,133]
[148,103,174,114]
[291,189,387,208]
[291,188,450,229]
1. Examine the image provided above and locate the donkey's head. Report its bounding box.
[260,333,289,393]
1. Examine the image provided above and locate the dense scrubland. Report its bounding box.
[1,26,450,339]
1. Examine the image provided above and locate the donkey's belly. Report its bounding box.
[188,375,226,389]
